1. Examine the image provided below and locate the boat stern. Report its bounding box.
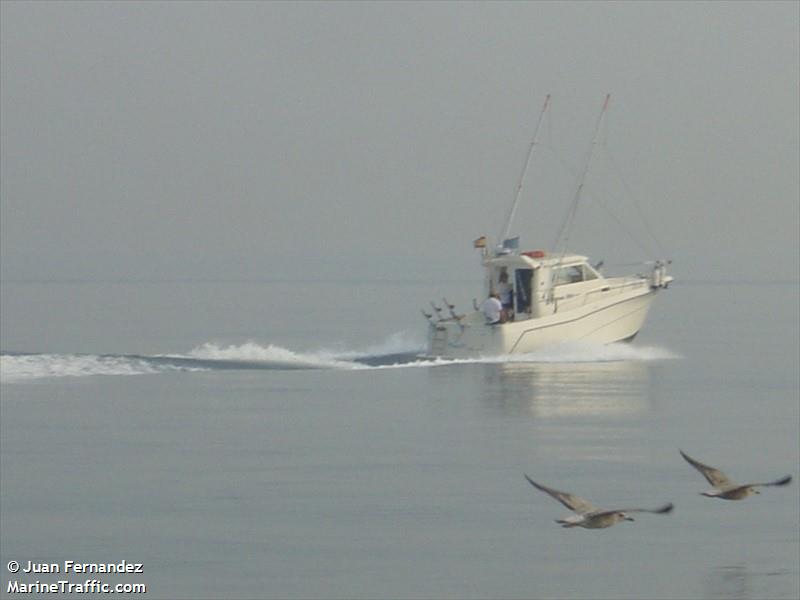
[423,312,503,359]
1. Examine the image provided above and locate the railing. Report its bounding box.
[552,277,649,310]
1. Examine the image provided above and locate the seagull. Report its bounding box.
[524,474,674,529]
[679,450,792,500]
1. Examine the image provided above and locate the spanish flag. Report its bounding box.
[473,235,487,248]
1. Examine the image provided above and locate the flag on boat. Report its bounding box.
[502,236,520,250]
[473,236,487,248]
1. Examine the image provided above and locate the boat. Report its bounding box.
[421,95,672,359]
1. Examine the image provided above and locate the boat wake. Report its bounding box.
[1,334,679,383]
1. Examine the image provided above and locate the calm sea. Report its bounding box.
[1,279,798,599]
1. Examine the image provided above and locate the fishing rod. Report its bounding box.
[498,94,551,245]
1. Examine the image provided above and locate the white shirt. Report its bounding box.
[481,296,503,324]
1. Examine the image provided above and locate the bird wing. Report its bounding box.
[679,450,736,489]
[749,475,792,488]
[524,474,597,514]
[595,503,674,517]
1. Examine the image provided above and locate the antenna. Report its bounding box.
[499,94,551,244]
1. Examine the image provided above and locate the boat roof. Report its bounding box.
[483,251,589,269]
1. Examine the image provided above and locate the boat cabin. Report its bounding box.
[483,250,604,320]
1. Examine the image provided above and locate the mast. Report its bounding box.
[498,94,551,245]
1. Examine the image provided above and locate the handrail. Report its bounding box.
[549,278,649,307]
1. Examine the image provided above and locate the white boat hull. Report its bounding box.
[425,282,661,359]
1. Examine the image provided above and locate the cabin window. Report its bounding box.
[554,266,584,285]
[554,265,598,285]
[583,266,599,281]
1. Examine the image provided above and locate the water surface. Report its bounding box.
[1,280,798,599]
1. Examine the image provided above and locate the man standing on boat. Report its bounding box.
[481,293,504,325]
[497,271,513,320]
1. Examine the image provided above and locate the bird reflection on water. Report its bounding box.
[704,565,750,600]
[703,565,792,600]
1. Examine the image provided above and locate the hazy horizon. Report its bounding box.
[2,1,798,284]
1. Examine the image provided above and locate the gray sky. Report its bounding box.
[1,1,798,282]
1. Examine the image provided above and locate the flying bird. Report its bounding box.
[524,474,674,529]
[679,450,792,500]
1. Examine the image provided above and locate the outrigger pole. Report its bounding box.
[499,94,551,245]
[553,94,611,254]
